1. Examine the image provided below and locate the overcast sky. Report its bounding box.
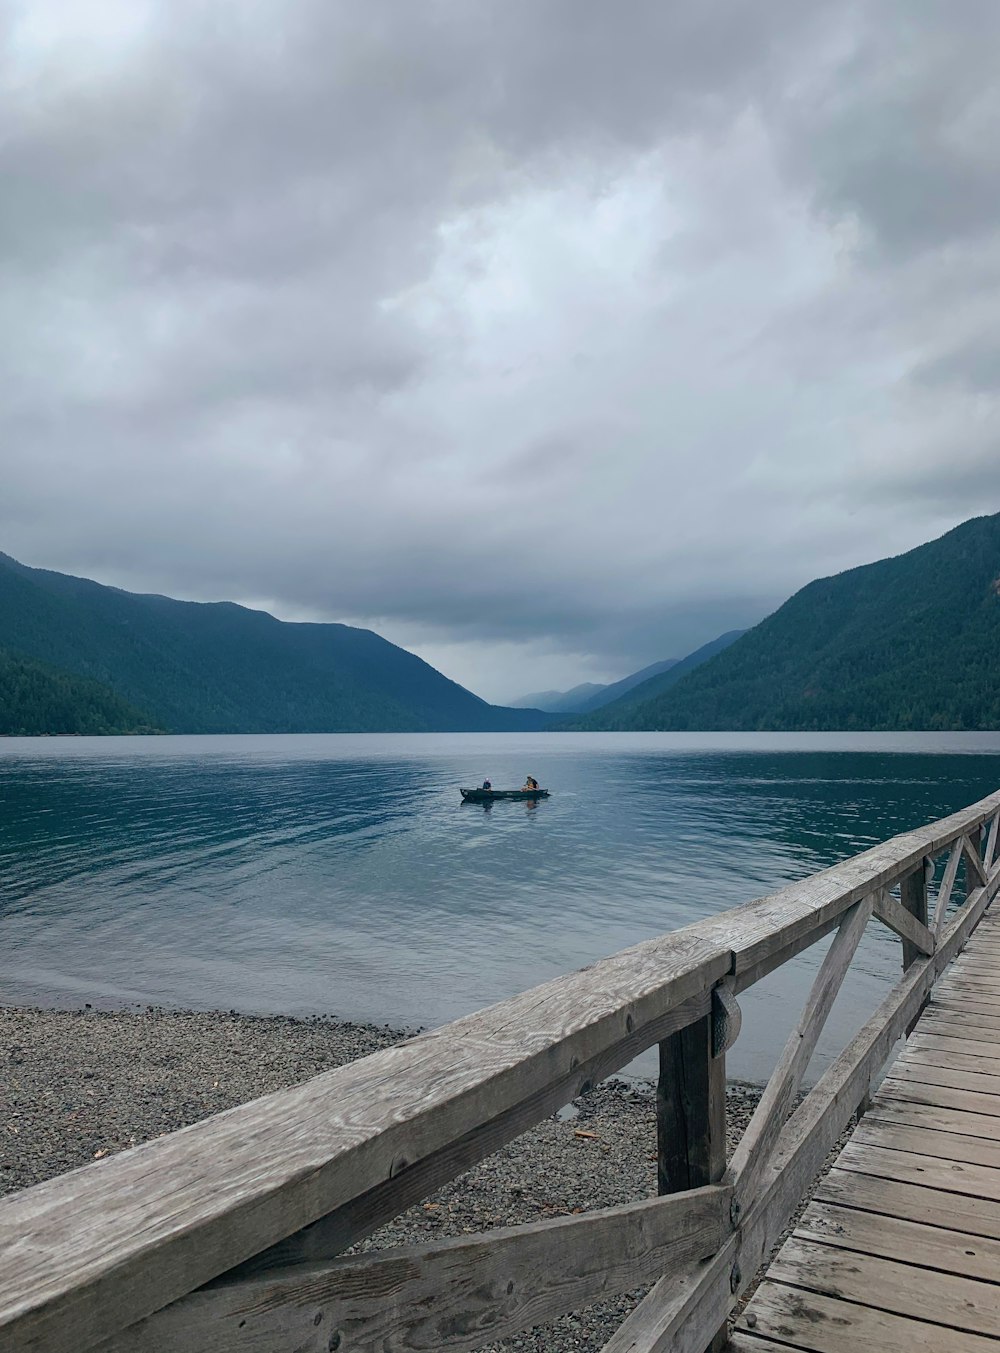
[3,2,1000,703]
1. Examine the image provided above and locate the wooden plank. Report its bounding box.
[905,1032,1000,1075]
[741,1280,1000,1352]
[964,834,990,887]
[730,898,873,1216]
[796,1198,1000,1281]
[890,1060,1000,1098]
[945,951,1000,969]
[874,886,934,960]
[816,1166,1000,1238]
[985,811,1000,871]
[928,992,1000,1019]
[852,1114,1000,1169]
[879,1075,1000,1119]
[657,1016,726,1196]
[919,1007,1000,1038]
[867,1094,1000,1145]
[898,864,930,971]
[727,1337,795,1353]
[932,838,964,931]
[936,969,1000,991]
[939,976,1000,997]
[96,1186,731,1353]
[917,1015,1000,1048]
[835,1139,1000,1202]
[932,985,1000,1011]
[769,1236,1000,1337]
[947,951,1000,970]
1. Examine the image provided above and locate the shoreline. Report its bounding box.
[1,1003,810,1351]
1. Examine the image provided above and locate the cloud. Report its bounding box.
[2,1,1000,701]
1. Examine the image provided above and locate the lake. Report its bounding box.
[2,731,999,1082]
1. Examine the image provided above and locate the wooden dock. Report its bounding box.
[2,792,1000,1352]
[734,904,1000,1353]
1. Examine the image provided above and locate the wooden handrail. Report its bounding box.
[2,789,1000,1353]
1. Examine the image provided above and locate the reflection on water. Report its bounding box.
[2,731,999,1081]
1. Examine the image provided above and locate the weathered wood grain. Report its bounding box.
[796,1199,1000,1281]
[852,1114,1000,1168]
[904,1031,1000,1076]
[879,1075,1000,1118]
[96,1186,731,1353]
[738,1281,1000,1353]
[867,1095,1000,1145]
[655,1011,728,1353]
[985,812,1000,871]
[871,887,936,963]
[769,1236,1000,1337]
[889,1059,1000,1098]
[932,837,964,931]
[816,1165,1000,1238]
[898,863,930,970]
[964,833,990,887]
[835,1140,1000,1201]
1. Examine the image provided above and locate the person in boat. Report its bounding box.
[522,776,539,791]
[482,778,492,790]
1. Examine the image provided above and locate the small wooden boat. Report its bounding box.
[460,787,550,802]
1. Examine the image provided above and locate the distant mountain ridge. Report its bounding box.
[508,681,609,714]
[0,553,549,734]
[509,659,681,714]
[606,513,1000,730]
[570,630,746,728]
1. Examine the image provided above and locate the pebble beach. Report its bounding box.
[1,1005,799,1351]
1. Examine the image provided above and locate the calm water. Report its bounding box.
[2,732,1000,1082]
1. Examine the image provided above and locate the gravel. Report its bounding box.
[0,1005,836,1351]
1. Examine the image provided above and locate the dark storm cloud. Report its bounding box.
[2,1,1000,699]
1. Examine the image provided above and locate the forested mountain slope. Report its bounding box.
[572,631,745,728]
[0,553,547,733]
[0,648,161,735]
[613,514,1000,730]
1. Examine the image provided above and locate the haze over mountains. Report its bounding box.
[0,553,548,735]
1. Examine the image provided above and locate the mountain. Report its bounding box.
[508,682,609,713]
[0,553,549,734]
[509,659,681,714]
[0,648,163,736]
[605,512,1000,730]
[572,631,746,728]
[574,658,681,713]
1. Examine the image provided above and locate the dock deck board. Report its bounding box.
[734,906,1000,1350]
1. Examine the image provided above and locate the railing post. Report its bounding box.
[657,1011,727,1352]
[900,861,929,971]
[968,825,984,900]
[901,860,930,1037]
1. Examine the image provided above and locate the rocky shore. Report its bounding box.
[1,1005,788,1351]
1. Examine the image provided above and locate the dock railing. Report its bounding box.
[3,790,1000,1353]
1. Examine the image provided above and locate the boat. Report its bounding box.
[460,787,550,802]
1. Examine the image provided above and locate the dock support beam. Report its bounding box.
[657,1012,728,1352]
